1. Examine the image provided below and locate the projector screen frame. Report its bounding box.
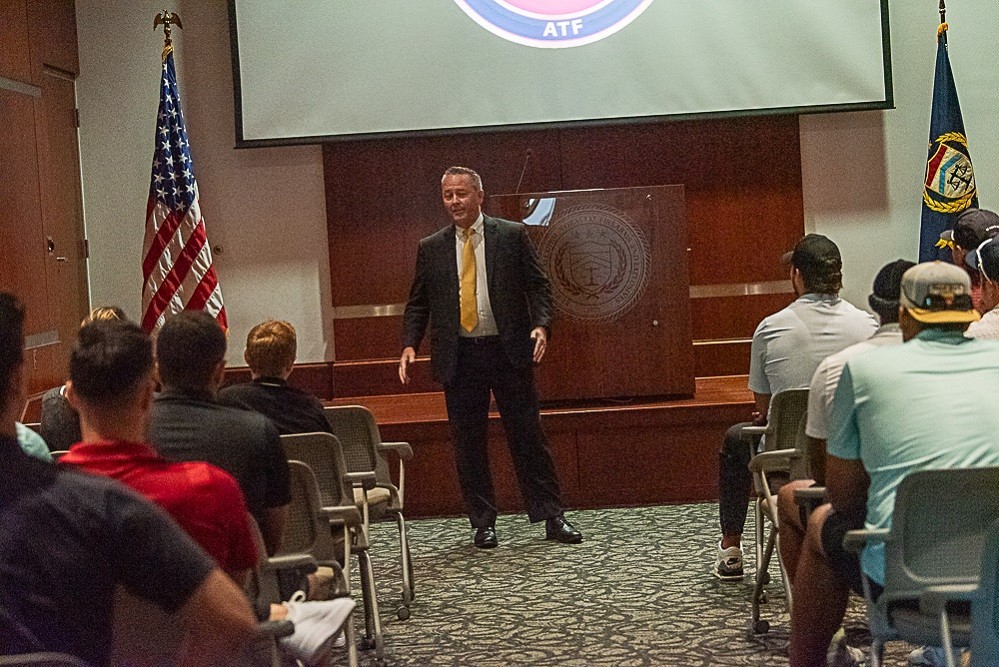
[227,0,893,149]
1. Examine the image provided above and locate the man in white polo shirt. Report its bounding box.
[714,234,877,580]
[788,261,999,666]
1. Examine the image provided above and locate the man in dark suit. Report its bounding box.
[399,166,581,548]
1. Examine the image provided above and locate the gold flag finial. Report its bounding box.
[153,10,182,58]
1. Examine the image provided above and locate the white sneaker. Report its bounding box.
[827,628,866,667]
[713,541,744,580]
[908,645,969,666]
[279,597,356,665]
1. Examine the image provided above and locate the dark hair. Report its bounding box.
[868,259,916,324]
[800,262,843,294]
[0,293,26,415]
[790,235,843,294]
[70,321,153,405]
[155,311,227,390]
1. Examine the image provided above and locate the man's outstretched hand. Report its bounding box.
[399,347,416,384]
[531,328,548,363]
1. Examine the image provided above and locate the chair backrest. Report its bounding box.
[970,519,999,666]
[886,467,999,597]
[279,459,339,564]
[0,655,91,667]
[280,459,324,556]
[324,405,391,484]
[763,388,809,453]
[280,432,352,510]
[789,411,811,481]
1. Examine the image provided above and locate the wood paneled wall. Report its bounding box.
[0,0,88,397]
[322,115,803,397]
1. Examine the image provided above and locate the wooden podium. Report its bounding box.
[488,185,694,402]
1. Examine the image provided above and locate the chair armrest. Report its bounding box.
[261,554,317,574]
[919,584,982,617]
[740,426,769,436]
[345,471,377,489]
[375,482,403,506]
[256,619,295,639]
[379,441,413,460]
[748,448,796,474]
[321,505,363,527]
[842,528,890,553]
[793,486,828,503]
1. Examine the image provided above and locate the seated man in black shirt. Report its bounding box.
[219,320,331,435]
[0,293,258,665]
[149,311,292,555]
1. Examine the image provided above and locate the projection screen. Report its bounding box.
[229,0,892,146]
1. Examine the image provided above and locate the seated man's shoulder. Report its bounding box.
[214,400,274,431]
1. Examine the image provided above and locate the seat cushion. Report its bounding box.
[353,486,391,508]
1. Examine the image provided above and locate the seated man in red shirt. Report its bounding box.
[0,294,258,666]
[60,319,353,666]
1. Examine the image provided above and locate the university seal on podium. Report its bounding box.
[538,203,649,322]
[923,132,976,214]
[452,0,654,49]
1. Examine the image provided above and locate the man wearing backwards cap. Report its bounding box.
[937,207,999,310]
[775,258,913,665]
[788,261,999,667]
[965,236,999,340]
[714,234,876,581]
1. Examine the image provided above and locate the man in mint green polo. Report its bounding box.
[788,261,999,667]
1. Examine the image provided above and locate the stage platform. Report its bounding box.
[329,375,752,519]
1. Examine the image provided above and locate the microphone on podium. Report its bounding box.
[514,149,532,195]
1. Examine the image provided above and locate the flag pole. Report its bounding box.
[937,0,948,40]
[153,10,183,59]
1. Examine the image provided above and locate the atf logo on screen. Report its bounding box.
[454,0,654,48]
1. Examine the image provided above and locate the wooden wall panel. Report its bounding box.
[0,0,32,82]
[0,90,52,337]
[690,293,794,341]
[27,0,79,76]
[323,115,805,396]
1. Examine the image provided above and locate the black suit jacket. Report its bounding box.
[402,215,553,386]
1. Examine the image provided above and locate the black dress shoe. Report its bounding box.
[545,515,583,544]
[474,526,498,549]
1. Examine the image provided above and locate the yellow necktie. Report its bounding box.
[460,228,478,332]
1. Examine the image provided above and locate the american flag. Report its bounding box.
[141,46,227,332]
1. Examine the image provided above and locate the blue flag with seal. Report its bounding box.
[920,22,977,262]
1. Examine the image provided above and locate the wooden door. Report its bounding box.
[37,70,90,359]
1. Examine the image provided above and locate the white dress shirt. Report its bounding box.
[455,213,499,337]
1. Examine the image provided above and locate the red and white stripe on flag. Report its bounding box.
[141,46,227,333]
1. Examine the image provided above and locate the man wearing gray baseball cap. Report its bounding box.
[788,261,999,667]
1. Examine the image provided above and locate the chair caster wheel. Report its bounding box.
[759,571,771,586]
[359,637,376,651]
[397,605,411,620]
[753,620,770,635]
[759,591,769,604]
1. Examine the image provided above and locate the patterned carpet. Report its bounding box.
[334,503,916,666]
